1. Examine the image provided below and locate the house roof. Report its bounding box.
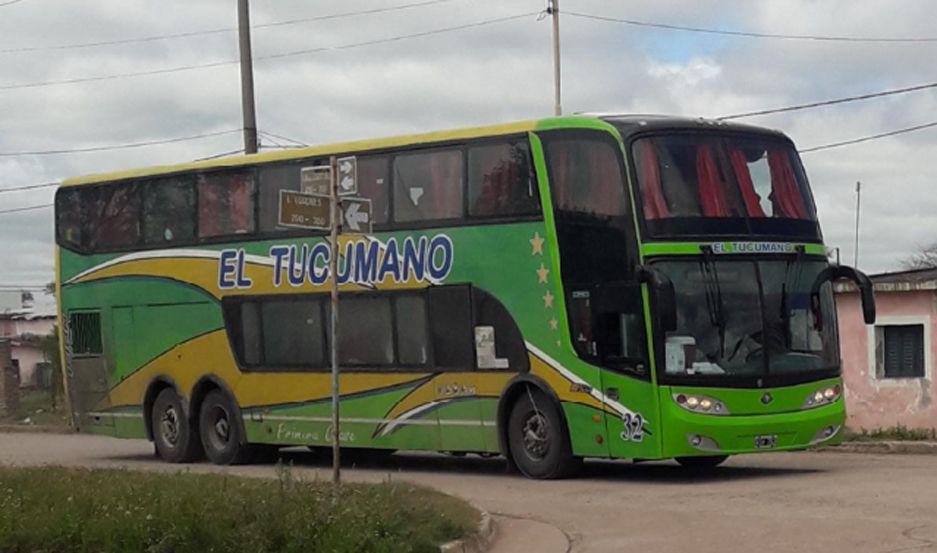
[834,267,937,293]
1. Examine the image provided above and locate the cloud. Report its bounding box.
[1,0,935,287]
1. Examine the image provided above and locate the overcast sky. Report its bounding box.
[1,0,935,287]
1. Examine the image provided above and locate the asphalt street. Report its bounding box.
[1,432,935,553]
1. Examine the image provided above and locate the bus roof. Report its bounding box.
[59,114,790,188]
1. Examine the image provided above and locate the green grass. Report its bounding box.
[844,425,937,442]
[0,388,69,427]
[0,466,478,553]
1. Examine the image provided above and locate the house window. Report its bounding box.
[877,324,925,378]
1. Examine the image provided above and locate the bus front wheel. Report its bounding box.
[151,388,203,463]
[507,389,581,479]
[675,455,729,469]
[199,390,254,465]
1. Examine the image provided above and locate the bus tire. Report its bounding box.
[507,389,581,479]
[675,455,729,469]
[199,390,254,465]
[151,388,203,463]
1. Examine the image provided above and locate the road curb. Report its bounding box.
[820,441,937,455]
[440,510,495,553]
[0,424,72,434]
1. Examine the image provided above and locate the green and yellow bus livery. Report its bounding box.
[55,115,875,477]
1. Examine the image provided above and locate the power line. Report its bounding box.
[0,0,457,55]
[565,11,937,43]
[0,129,240,156]
[0,203,52,215]
[720,81,937,120]
[0,12,539,91]
[192,148,245,162]
[799,120,937,153]
[0,182,57,194]
[260,130,308,147]
[0,0,25,7]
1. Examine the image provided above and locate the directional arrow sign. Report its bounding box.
[340,197,372,234]
[336,156,357,196]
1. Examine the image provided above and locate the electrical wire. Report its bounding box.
[0,129,240,156]
[0,11,539,91]
[0,203,52,215]
[799,120,937,153]
[0,0,457,54]
[564,11,937,43]
[0,0,25,7]
[260,130,308,147]
[0,182,58,194]
[191,148,245,162]
[720,81,937,120]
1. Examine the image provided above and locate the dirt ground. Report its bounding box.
[2,432,935,553]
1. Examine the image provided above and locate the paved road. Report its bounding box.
[2,432,936,553]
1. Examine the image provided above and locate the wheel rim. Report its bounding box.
[159,406,180,447]
[206,405,232,452]
[521,411,551,461]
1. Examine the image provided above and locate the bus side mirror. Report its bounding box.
[811,265,876,325]
[637,266,677,333]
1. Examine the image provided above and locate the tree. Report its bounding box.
[900,242,937,270]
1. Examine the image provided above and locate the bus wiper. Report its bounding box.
[699,246,726,358]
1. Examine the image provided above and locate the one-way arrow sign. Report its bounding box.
[340,197,372,234]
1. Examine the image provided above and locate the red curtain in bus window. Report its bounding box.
[637,140,669,219]
[229,175,253,233]
[695,144,729,217]
[197,178,223,237]
[587,145,624,216]
[728,148,767,217]
[550,143,571,208]
[767,149,808,219]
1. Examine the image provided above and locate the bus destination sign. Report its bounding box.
[278,190,331,230]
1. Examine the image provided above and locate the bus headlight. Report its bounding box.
[674,393,729,415]
[803,384,841,409]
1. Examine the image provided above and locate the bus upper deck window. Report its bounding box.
[143,177,195,244]
[393,149,464,223]
[198,171,256,238]
[468,142,538,217]
[547,139,626,218]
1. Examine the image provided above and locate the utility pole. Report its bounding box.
[237,0,259,154]
[549,0,562,116]
[854,181,862,268]
[328,156,341,491]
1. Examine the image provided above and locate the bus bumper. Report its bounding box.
[659,397,845,458]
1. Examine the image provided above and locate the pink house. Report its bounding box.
[836,268,937,432]
[0,291,56,388]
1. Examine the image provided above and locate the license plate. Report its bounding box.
[754,434,777,449]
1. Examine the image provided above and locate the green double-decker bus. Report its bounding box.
[54,115,875,478]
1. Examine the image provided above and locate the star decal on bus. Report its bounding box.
[542,290,554,308]
[530,232,545,255]
[536,263,550,283]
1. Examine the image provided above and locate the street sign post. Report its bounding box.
[340,197,372,234]
[277,190,331,230]
[328,156,341,493]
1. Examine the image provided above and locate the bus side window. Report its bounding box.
[85,184,141,250]
[428,285,474,370]
[55,188,83,250]
[356,156,390,225]
[393,149,464,223]
[468,142,539,217]
[198,171,256,238]
[258,162,302,233]
[143,176,196,245]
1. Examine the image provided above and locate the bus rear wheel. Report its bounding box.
[151,388,202,463]
[507,389,581,479]
[199,390,254,465]
[675,455,729,469]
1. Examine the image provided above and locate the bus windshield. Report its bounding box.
[632,134,819,239]
[654,258,839,384]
